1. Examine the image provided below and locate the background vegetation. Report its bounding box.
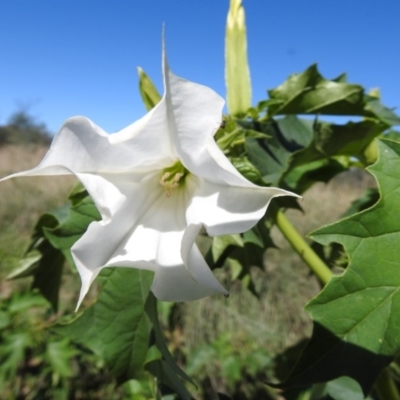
[0,110,51,147]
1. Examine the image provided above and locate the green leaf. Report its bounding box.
[46,339,78,378]
[30,247,64,311]
[211,234,243,265]
[287,120,384,169]
[332,72,348,83]
[7,291,49,314]
[0,332,32,378]
[6,251,42,279]
[267,64,364,117]
[275,114,314,147]
[54,268,154,384]
[230,156,266,185]
[216,126,267,153]
[341,188,379,218]
[208,220,276,295]
[246,116,304,186]
[137,67,162,111]
[7,194,100,311]
[225,0,251,116]
[364,96,400,126]
[276,139,400,395]
[44,195,101,267]
[326,376,365,400]
[266,64,400,126]
[244,117,346,193]
[280,119,386,192]
[283,158,348,193]
[384,130,400,142]
[0,311,10,331]
[245,115,386,194]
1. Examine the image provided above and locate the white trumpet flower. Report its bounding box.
[2,45,297,308]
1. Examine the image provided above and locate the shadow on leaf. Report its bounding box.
[268,322,393,397]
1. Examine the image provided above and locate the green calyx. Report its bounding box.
[159,160,189,197]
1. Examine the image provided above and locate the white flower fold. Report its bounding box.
[2,45,298,308]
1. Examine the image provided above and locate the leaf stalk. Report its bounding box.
[273,207,332,285]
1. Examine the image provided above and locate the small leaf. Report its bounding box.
[0,333,32,378]
[225,0,251,116]
[8,291,49,314]
[46,339,78,378]
[282,158,348,193]
[6,251,42,280]
[7,194,100,311]
[326,376,365,400]
[0,311,10,330]
[44,195,101,267]
[137,67,162,111]
[217,127,267,153]
[8,210,66,310]
[211,234,243,264]
[230,157,266,185]
[219,220,276,295]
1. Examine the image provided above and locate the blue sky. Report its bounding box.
[1,0,399,134]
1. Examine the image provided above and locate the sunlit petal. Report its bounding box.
[186,175,296,236]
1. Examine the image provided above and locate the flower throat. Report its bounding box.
[159,160,189,197]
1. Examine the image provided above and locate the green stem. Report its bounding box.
[375,368,400,400]
[274,208,332,285]
[273,206,400,400]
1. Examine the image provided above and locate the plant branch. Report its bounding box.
[273,207,332,285]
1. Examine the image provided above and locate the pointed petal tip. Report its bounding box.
[74,281,90,312]
[71,249,101,312]
[272,188,302,200]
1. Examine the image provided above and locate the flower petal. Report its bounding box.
[186,175,297,236]
[162,53,227,173]
[73,175,196,306]
[163,50,256,190]
[151,220,228,301]
[1,112,176,183]
[109,93,178,164]
[72,174,160,308]
[151,255,227,301]
[2,117,120,178]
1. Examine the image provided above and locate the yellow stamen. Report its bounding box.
[159,164,188,197]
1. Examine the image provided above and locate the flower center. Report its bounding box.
[159,160,189,197]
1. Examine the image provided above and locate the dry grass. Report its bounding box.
[0,145,76,278]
